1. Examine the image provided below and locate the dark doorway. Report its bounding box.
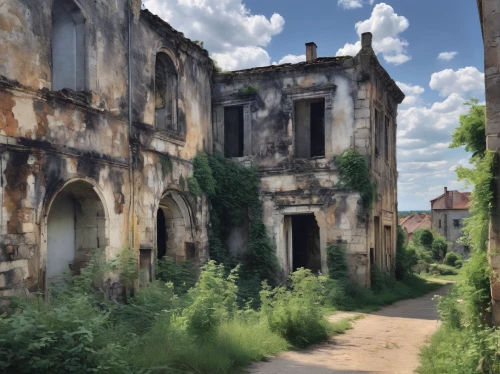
[224,106,244,157]
[157,208,167,260]
[291,214,321,273]
[310,101,325,157]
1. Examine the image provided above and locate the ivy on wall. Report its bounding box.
[188,153,280,302]
[334,149,376,219]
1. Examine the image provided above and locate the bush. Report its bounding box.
[429,263,458,276]
[431,237,448,261]
[156,256,197,295]
[260,269,330,348]
[419,229,434,248]
[444,252,460,267]
[396,225,417,280]
[326,244,349,280]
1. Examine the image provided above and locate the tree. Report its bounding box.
[431,237,448,261]
[450,98,486,159]
[420,229,434,249]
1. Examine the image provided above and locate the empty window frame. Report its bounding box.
[295,99,325,158]
[224,106,244,157]
[385,115,390,161]
[374,108,382,157]
[453,219,461,228]
[155,53,178,132]
[438,219,442,229]
[52,0,86,91]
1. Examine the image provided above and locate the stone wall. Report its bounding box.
[0,0,213,304]
[478,0,500,325]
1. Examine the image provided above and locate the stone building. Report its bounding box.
[430,187,471,256]
[213,37,404,285]
[477,0,500,324]
[0,0,403,301]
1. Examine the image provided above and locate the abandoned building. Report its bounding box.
[477,0,500,324]
[430,187,471,257]
[399,213,431,242]
[0,0,403,302]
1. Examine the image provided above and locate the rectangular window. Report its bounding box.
[384,115,390,161]
[375,109,381,157]
[295,99,325,158]
[224,106,244,157]
[439,219,442,228]
[453,219,461,228]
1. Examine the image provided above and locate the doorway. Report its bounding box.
[290,214,321,273]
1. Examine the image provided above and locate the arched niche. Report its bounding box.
[156,190,195,263]
[44,180,107,288]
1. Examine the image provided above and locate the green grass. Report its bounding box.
[420,266,466,283]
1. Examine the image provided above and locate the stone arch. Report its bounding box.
[41,178,109,289]
[155,189,195,263]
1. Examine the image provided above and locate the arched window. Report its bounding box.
[52,0,85,91]
[155,53,178,132]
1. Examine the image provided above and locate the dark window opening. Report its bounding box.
[156,208,167,260]
[453,219,461,228]
[370,248,374,265]
[295,99,325,158]
[291,214,321,273]
[139,249,152,285]
[155,53,178,132]
[375,109,382,157]
[439,219,442,228]
[310,101,325,157]
[224,106,244,157]
[374,216,380,267]
[384,115,390,161]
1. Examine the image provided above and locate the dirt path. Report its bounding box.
[248,286,449,374]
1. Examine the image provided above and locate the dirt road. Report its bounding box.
[248,286,448,374]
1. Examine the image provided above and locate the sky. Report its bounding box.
[142,0,485,211]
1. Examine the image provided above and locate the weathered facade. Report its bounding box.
[0,0,212,303]
[477,0,500,324]
[0,1,403,300]
[430,187,471,257]
[213,36,404,285]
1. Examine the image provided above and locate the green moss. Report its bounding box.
[239,85,258,96]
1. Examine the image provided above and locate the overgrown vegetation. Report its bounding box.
[334,149,377,219]
[324,243,440,312]
[417,100,500,373]
[188,153,279,306]
[0,254,344,373]
[239,85,258,96]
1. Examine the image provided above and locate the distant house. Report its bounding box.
[399,213,432,241]
[430,187,471,256]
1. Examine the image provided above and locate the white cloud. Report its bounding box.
[274,54,306,65]
[142,0,285,70]
[396,81,425,106]
[338,0,374,9]
[336,3,411,65]
[438,51,458,61]
[429,67,485,97]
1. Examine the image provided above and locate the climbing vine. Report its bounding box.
[334,149,376,219]
[189,153,280,303]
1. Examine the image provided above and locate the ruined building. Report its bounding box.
[477,0,500,325]
[0,0,403,302]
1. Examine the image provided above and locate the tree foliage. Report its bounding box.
[450,98,486,159]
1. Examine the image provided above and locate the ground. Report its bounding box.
[248,285,449,374]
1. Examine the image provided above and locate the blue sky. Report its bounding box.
[143,0,485,211]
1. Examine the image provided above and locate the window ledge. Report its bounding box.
[154,129,186,146]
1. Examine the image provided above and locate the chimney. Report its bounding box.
[361,32,373,49]
[306,42,317,62]
[444,187,451,209]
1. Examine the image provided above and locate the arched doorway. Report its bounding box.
[156,191,194,263]
[46,181,106,287]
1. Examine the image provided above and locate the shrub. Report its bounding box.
[156,256,197,295]
[396,225,417,280]
[444,252,460,267]
[429,263,458,276]
[370,264,396,292]
[419,229,434,248]
[326,244,349,280]
[260,269,330,348]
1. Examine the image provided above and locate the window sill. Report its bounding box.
[154,129,186,146]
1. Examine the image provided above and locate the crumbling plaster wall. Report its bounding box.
[0,1,213,302]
